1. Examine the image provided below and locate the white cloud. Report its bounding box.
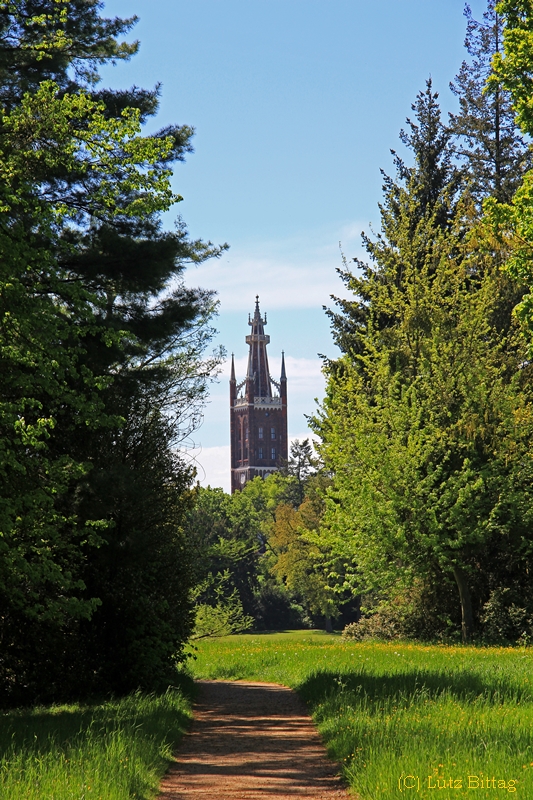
[271,355,324,389]
[186,444,231,491]
[184,222,369,312]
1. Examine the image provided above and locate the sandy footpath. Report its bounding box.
[157,679,352,799]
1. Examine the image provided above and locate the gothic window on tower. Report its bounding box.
[258,426,263,439]
[258,447,263,459]
[246,428,249,440]
[271,447,276,460]
[271,427,276,439]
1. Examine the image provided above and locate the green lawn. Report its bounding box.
[0,686,193,800]
[190,631,533,799]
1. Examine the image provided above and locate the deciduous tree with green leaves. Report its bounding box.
[315,74,533,643]
[483,1,533,344]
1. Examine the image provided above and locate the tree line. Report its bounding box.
[312,0,533,644]
[187,440,354,639]
[0,0,226,705]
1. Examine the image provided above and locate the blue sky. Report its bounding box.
[100,0,488,490]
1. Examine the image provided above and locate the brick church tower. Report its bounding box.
[230,297,288,493]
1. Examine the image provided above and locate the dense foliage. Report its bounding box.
[313,0,533,644]
[5,0,533,708]
[0,0,224,703]
[185,441,356,635]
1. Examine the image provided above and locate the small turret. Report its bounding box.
[230,353,236,404]
[280,351,287,401]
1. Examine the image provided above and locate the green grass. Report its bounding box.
[0,684,193,800]
[190,631,533,799]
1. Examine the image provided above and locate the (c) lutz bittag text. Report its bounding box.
[398,773,518,792]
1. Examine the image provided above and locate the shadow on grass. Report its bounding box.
[297,667,530,711]
[238,629,336,637]
[0,672,195,759]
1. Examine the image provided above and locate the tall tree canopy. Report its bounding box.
[0,0,225,703]
[315,17,533,643]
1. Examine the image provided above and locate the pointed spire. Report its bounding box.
[280,350,286,381]
[230,353,236,382]
[245,295,271,396]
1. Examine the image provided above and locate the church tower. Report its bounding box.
[230,296,288,493]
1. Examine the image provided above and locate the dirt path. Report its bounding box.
[157,679,352,799]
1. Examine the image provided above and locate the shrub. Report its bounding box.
[342,579,461,642]
[481,586,533,644]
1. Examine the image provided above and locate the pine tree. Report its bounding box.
[0,0,139,102]
[449,1,531,205]
[316,187,533,642]
[0,2,226,700]
[327,80,460,361]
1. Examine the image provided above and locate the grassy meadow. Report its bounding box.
[190,631,533,799]
[0,686,193,800]
[2,632,532,799]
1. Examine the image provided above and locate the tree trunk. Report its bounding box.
[452,565,473,643]
[325,614,333,633]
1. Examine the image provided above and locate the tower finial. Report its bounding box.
[281,350,286,380]
[230,352,236,382]
[252,294,263,323]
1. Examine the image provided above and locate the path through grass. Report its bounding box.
[0,684,193,800]
[191,631,533,799]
